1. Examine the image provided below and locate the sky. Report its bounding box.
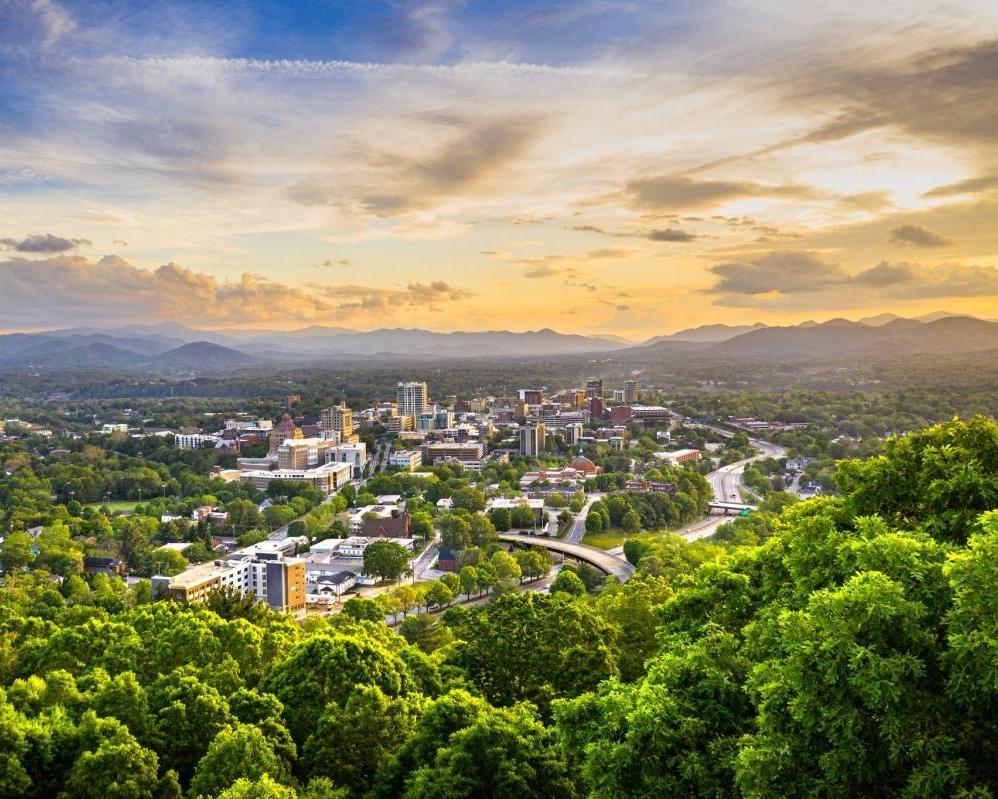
[2,0,998,338]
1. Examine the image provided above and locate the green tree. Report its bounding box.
[458,566,478,598]
[302,685,422,797]
[189,724,286,799]
[399,613,453,653]
[403,704,575,799]
[63,728,169,799]
[424,580,455,610]
[549,570,585,597]
[450,593,617,714]
[450,487,486,513]
[0,530,34,571]
[363,540,412,583]
[210,775,298,799]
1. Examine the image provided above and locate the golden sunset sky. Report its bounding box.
[2,0,998,337]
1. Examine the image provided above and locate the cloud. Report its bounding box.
[289,117,544,216]
[839,191,894,213]
[0,234,91,253]
[623,174,822,211]
[568,224,699,242]
[647,228,698,242]
[852,261,998,298]
[707,251,847,296]
[587,247,633,259]
[706,250,998,307]
[513,245,635,279]
[923,173,998,198]
[889,224,955,248]
[320,259,351,267]
[524,264,564,279]
[323,281,471,313]
[1,0,77,51]
[773,39,998,158]
[0,256,471,328]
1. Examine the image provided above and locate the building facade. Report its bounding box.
[396,381,429,418]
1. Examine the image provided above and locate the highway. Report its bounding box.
[498,533,635,582]
[679,436,785,541]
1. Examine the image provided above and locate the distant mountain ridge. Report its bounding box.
[625,315,998,362]
[0,312,994,369]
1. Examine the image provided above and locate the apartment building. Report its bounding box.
[519,423,546,457]
[166,550,306,617]
[396,381,429,417]
[320,403,358,443]
[388,415,413,433]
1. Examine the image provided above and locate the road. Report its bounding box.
[498,533,635,582]
[565,493,602,544]
[678,436,785,541]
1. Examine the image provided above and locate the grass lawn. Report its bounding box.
[85,500,141,512]
[582,529,661,550]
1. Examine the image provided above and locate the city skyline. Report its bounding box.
[3,0,998,336]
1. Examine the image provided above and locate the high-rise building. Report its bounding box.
[268,412,301,454]
[585,378,603,400]
[564,422,584,446]
[519,423,546,457]
[623,380,639,404]
[397,381,429,418]
[320,402,353,440]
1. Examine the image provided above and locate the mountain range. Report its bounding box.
[0,312,996,370]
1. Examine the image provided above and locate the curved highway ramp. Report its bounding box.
[498,533,636,582]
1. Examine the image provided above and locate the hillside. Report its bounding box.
[707,316,998,360]
[152,341,262,368]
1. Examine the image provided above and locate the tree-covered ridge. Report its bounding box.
[0,417,993,798]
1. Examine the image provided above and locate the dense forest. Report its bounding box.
[0,416,992,797]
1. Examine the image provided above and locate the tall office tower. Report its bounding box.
[321,402,353,439]
[585,377,603,400]
[519,423,546,457]
[623,380,639,404]
[397,381,429,418]
[564,422,584,446]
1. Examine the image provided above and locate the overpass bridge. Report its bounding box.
[708,500,757,515]
[498,533,636,582]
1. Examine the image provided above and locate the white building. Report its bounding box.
[326,442,367,478]
[389,450,422,470]
[175,433,217,450]
[655,448,702,466]
[397,381,429,417]
[240,461,352,494]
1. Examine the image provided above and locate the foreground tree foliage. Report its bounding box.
[556,416,998,799]
[0,417,994,798]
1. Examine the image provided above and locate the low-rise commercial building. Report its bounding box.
[240,461,352,494]
[420,441,485,468]
[389,450,422,470]
[655,448,702,466]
